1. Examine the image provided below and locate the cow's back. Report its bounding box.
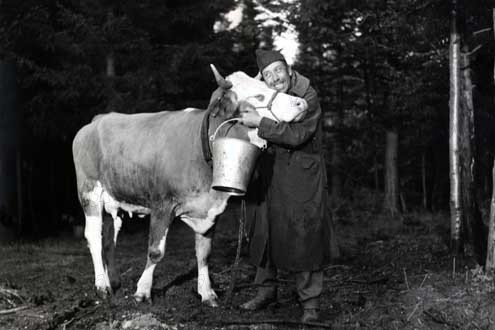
[73,110,210,207]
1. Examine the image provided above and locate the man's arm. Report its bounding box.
[257,87,321,148]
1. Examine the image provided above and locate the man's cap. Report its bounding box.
[255,49,287,72]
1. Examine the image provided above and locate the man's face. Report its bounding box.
[261,60,292,93]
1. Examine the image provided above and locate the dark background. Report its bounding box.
[0,0,494,238]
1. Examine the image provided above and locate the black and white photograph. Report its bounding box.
[0,0,495,329]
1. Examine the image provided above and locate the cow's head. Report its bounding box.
[207,64,307,122]
[206,65,308,148]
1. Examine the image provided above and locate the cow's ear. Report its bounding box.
[207,87,223,117]
[207,88,238,119]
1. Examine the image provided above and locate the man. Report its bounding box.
[239,49,339,323]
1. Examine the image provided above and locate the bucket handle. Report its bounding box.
[209,118,241,142]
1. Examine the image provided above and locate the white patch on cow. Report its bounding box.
[84,215,110,291]
[83,181,103,203]
[82,182,110,292]
[195,233,217,305]
[113,216,122,244]
[134,229,168,302]
[180,215,215,235]
[197,264,217,302]
[248,129,267,149]
[134,263,156,301]
[158,229,168,254]
[102,190,124,244]
[226,71,307,122]
[206,197,229,221]
[179,195,230,234]
[183,107,198,113]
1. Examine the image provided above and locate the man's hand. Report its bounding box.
[239,101,262,128]
[240,111,262,128]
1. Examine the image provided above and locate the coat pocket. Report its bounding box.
[298,152,318,171]
[286,153,321,204]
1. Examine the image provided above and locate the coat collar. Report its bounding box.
[288,70,310,97]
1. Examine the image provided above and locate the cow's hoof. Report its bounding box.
[95,286,111,299]
[134,292,152,304]
[203,297,219,307]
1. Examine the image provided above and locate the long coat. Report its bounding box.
[245,71,340,272]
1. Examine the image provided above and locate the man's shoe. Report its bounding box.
[239,289,277,310]
[301,308,320,323]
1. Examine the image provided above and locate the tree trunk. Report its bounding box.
[460,43,480,258]
[485,160,495,271]
[449,0,462,254]
[16,148,22,234]
[0,63,18,241]
[106,52,115,78]
[331,135,341,200]
[422,152,428,210]
[331,81,344,201]
[383,130,399,215]
[365,47,380,192]
[485,9,495,269]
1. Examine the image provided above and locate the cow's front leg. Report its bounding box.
[195,231,218,307]
[134,207,172,303]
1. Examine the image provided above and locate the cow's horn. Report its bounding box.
[210,64,232,89]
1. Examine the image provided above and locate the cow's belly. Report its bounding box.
[97,182,151,217]
[100,176,224,221]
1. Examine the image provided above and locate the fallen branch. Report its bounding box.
[403,268,410,290]
[346,276,389,285]
[210,318,332,329]
[0,287,26,304]
[0,305,29,315]
[61,305,99,329]
[407,302,420,322]
[419,273,429,288]
[423,309,459,329]
[324,264,351,271]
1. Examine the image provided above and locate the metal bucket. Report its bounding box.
[210,119,261,196]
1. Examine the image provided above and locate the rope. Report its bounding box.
[254,90,281,122]
[225,199,246,306]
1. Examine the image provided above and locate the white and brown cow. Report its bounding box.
[72,65,307,307]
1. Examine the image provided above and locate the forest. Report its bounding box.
[1,0,495,329]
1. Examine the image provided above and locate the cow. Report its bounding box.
[72,65,308,307]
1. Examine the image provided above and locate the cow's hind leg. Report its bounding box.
[102,211,121,292]
[81,182,111,296]
[134,206,173,303]
[102,192,124,293]
[196,230,218,307]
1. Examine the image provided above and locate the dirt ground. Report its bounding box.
[1,206,495,330]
